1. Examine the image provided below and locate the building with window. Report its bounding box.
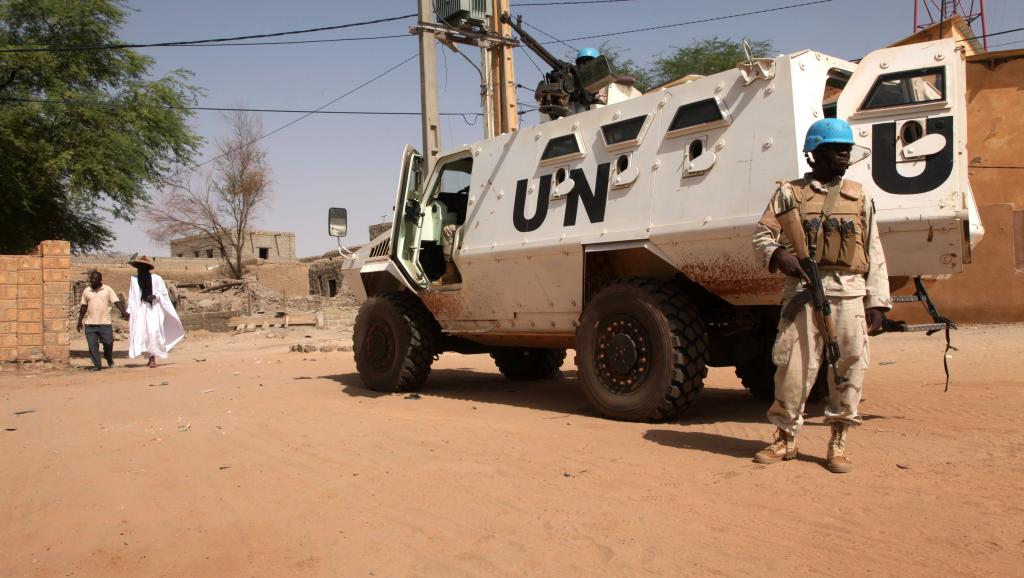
[169,230,296,262]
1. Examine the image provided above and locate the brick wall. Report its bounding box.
[0,241,70,364]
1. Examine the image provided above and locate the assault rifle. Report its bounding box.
[776,207,846,386]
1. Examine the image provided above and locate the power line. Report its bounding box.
[553,0,835,43]
[187,53,418,172]
[0,97,480,118]
[987,37,1024,49]
[524,21,577,52]
[93,33,413,49]
[956,26,1024,45]
[0,13,416,53]
[515,0,637,5]
[518,46,546,75]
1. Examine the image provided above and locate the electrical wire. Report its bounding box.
[515,0,636,6]
[0,13,416,53]
[518,46,546,75]
[0,98,481,118]
[551,0,835,43]
[987,37,1024,49]
[956,26,1024,45]
[86,34,413,49]
[524,21,577,52]
[186,53,418,172]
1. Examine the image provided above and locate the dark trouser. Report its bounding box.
[84,324,114,369]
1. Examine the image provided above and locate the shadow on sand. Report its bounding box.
[322,366,832,424]
[643,429,829,467]
[70,348,130,359]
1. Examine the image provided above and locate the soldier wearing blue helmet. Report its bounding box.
[575,47,600,65]
[574,47,611,109]
[751,118,892,474]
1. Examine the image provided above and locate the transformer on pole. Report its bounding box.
[414,0,519,160]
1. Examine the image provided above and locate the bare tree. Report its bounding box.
[147,110,271,279]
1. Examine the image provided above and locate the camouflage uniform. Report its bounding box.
[752,174,892,437]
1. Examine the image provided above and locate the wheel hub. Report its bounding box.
[365,322,394,370]
[595,316,650,394]
[606,333,638,374]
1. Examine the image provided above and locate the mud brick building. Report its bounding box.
[169,230,296,262]
[0,241,71,365]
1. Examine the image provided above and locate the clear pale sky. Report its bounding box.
[110,0,1024,257]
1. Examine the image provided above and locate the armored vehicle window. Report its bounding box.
[862,67,945,110]
[601,115,647,147]
[432,157,473,226]
[667,98,725,134]
[822,68,851,118]
[541,134,582,161]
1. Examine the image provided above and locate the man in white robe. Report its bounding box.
[127,256,185,367]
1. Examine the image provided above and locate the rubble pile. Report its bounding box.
[174,274,359,318]
[69,274,360,333]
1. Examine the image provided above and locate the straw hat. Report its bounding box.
[129,255,155,270]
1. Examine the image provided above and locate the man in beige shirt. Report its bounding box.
[77,270,129,371]
[751,118,892,473]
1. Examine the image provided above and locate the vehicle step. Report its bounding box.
[892,295,923,303]
[889,322,947,333]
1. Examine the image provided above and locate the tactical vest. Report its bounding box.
[790,178,869,274]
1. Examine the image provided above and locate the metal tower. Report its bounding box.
[913,0,988,50]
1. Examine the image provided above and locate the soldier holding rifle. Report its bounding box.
[751,118,892,473]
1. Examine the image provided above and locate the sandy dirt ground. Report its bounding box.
[1,324,1023,577]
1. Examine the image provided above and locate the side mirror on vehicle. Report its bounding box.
[328,207,348,237]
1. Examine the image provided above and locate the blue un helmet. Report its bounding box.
[576,47,600,62]
[803,118,855,153]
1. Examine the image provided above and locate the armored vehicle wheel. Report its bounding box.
[575,279,708,422]
[491,347,567,381]
[736,344,829,403]
[353,292,439,393]
[735,348,776,401]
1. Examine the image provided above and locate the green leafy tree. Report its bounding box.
[649,37,774,87]
[595,43,656,93]
[0,0,201,253]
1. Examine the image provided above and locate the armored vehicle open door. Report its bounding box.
[390,146,474,289]
[838,38,983,277]
[390,144,429,287]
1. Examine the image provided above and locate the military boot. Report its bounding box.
[438,261,461,285]
[826,423,853,474]
[754,428,797,464]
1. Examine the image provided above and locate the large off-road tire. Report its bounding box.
[735,342,776,401]
[353,292,440,392]
[491,347,567,381]
[741,348,835,401]
[736,340,829,403]
[575,278,708,422]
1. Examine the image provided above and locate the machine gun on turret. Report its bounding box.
[500,12,617,119]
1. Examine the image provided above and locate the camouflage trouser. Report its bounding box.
[441,224,457,260]
[767,295,869,437]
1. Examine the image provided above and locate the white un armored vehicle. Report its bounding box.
[329,38,983,421]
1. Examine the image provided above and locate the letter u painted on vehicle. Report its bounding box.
[513,174,551,232]
[871,116,953,195]
[513,163,611,232]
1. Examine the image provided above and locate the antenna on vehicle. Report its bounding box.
[742,38,754,67]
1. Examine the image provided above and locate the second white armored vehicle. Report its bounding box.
[330,38,982,421]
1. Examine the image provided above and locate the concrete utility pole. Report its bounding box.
[488,0,518,135]
[418,0,441,176]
